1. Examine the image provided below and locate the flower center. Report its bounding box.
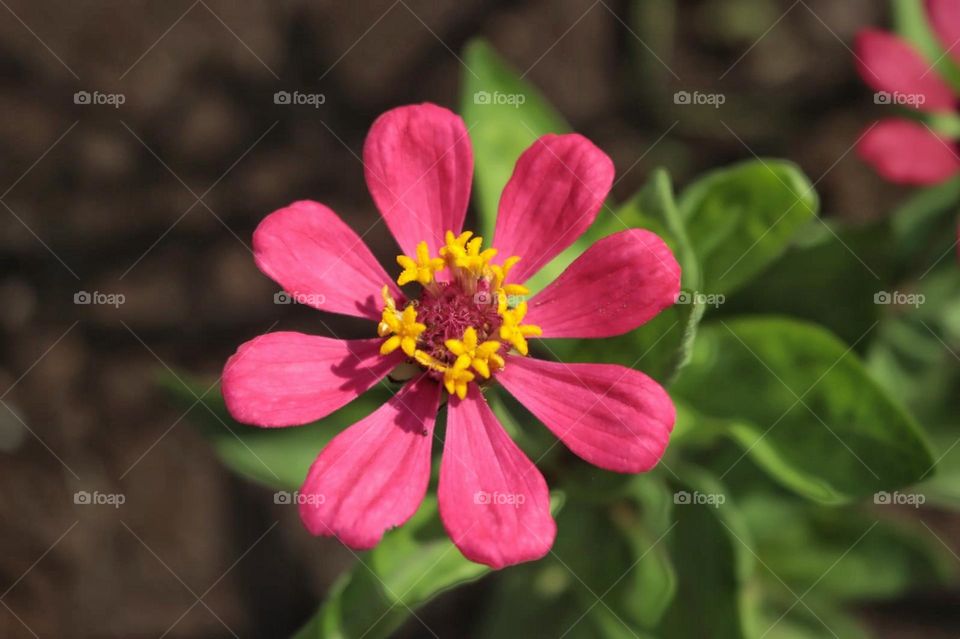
[377,231,542,398]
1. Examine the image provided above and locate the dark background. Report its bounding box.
[0,0,946,637]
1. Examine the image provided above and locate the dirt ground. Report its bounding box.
[0,0,952,637]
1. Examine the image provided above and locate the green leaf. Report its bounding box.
[461,39,569,241]
[679,159,818,295]
[719,220,892,347]
[673,317,934,504]
[293,496,489,639]
[160,371,389,491]
[741,493,953,601]
[658,466,756,639]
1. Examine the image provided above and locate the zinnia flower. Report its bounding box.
[854,0,960,184]
[222,103,681,568]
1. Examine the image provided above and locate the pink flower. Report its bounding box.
[854,0,960,185]
[221,103,681,568]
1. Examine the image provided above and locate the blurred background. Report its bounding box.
[0,0,952,637]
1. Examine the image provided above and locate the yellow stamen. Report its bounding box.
[498,295,542,356]
[413,349,475,399]
[445,327,503,379]
[443,357,474,399]
[381,285,397,311]
[396,241,445,286]
[379,302,426,357]
[490,255,529,303]
[439,230,473,264]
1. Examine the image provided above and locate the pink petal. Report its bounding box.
[492,134,615,284]
[363,103,473,256]
[222,333,401,427]
[854,29,955,112]
[525,229,680,339]
[253,200,400,321]
[927,0,960,66]
[438,386,556,569]
[497,356,674,473]
[298,375,441,548]
[858,119,960,185]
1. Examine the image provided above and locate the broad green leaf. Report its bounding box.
[461,39,569,241]
[673,317,934,504]
[741,494,953,601]
[541,169,705,384]
[658,465,756,639]
[161,371,389,491]
[720,220,892,347]
[293,496,489,639]
[679,159,818,295]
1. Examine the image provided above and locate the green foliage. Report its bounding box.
[658,466,756,639]
[741,493,953,601]
[673,317,934,504]
[293,497,489,639]
[679,159,818,295]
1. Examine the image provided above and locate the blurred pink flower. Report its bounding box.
[854,0,960,184]
[221,103,680,568]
